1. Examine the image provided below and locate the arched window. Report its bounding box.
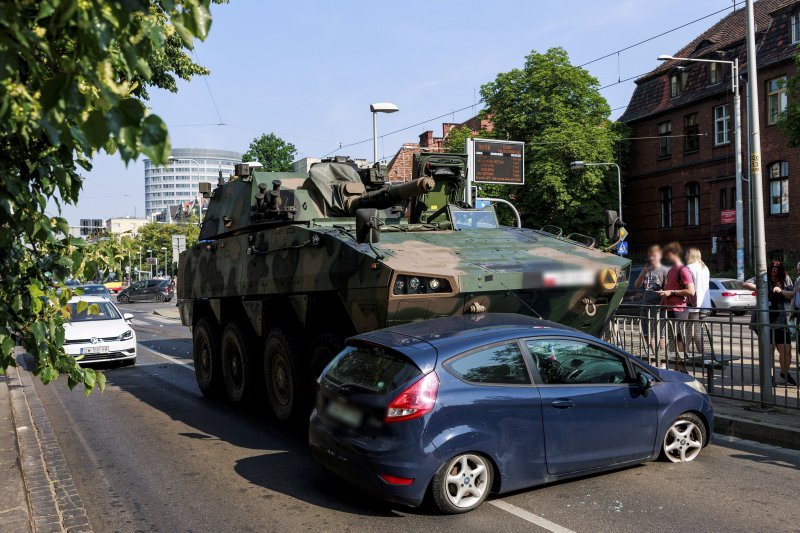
[769,162,789,214]
[659,187,672,228]
[686,182,700,226]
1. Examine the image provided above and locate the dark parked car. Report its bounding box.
[310,314,712,514]
[616,265,644,315]
[117,279,173,303]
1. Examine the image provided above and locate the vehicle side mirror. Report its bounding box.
[636,371,655,393]
[356,208,380,244]
[123,313,134,323]
[605,210,620,241]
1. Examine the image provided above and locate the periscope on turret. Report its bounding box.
[177,154,630,420]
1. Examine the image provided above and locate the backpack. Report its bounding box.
[676,265,696,307]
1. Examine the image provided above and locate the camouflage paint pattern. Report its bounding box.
[178,156,630,339]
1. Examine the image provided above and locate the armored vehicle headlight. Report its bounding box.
[392,275,453,296]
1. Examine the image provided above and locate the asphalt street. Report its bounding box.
[32,301,800,532]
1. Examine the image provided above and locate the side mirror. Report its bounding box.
[636,371,655,393]
[123,313,134,323]
[605,210,620,241]
[355,208,380,244]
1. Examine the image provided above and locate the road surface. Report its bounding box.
[32,302,800,532]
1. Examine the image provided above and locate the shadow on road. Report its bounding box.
[138,339,193,359]
[103,365,416,517]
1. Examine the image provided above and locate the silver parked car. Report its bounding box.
[709,278,755,315]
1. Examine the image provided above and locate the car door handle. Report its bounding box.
[551,399,575,409]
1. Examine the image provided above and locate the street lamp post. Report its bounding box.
[161,246,167,277]
[147,248,153,278]
[569,161,623,222]
[369,103,399,164]
[658,54,744,281]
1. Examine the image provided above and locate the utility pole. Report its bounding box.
[745,0,773,404]
[732,58,745,282]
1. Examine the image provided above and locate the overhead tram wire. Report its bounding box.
[322,4,737,158]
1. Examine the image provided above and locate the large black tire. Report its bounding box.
[263,327,305,421]
[193,319,222,398]
[220,322,257,404]
[660,412,706,463]
[431,453,493,514]
[310,332,343,384]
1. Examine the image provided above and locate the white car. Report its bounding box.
[63,296,137,365]
[709,278,756,316]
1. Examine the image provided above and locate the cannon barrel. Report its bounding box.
[346,176,435,214]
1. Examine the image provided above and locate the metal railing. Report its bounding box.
[604,305,800,409]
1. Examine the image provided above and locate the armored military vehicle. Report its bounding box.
[178,153,630,419]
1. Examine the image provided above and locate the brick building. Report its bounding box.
[620,0,800,270]
[386,116,493,182]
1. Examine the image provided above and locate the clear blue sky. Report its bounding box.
[60,0,740,224]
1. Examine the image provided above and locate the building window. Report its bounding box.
[767,77,787,125]
[684,113,700,151]
[687,182,700,226]
[660,187,673,228]
[714,104,730,145]
[719,188,728,210]
[709,62,721,85]
[658,121,672,157]
[670,71,688,97]
[791,13,800,43]
[769,161,789,214]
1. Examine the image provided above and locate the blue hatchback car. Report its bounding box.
[309,314,713,514]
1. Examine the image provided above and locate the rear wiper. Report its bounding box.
[336,382,378,394]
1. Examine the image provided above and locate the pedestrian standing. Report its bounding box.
[686,248,711,357]
[656,242,696,372]
[634,245,668,354]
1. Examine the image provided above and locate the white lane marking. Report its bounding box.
[142,346,195,372]
[489,500,577,533]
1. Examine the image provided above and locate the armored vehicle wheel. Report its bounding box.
[193,319,222,398]
[310,332,343,383]
[263,327,304,421]
[220,322,255,404]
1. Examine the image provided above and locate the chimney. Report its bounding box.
[419,130,434,147]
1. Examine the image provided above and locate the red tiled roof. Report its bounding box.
[620,0,798,123]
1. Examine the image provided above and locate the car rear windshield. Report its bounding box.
[67,301,121,322]
[721,280,747,290]
[79,286,108,294]
[323,345,422,396]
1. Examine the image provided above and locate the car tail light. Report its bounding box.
[385,371,439,422]
[721,292,736,297]
[378,474,414,485]
[751,292,757,296]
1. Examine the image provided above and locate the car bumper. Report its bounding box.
[713,298,754,310]
[63,339,137,364]
[308,410,438,507]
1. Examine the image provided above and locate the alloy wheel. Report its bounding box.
[663,420,703,462]
[444,454,490,508]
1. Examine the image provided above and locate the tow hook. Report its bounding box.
[581,297,597,317]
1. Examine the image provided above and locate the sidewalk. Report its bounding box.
[713,397,800,450]
[152,306,180,320]
[1,354,93,533]
[0,372,31,532]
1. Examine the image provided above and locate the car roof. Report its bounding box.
[67,295,114,304]
[349,313,586,371]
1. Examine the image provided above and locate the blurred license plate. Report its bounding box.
[80,346,109,354]
[326,401,363,428]
[738,295,750,300]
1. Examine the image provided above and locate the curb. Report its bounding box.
[152,310,180,320]
[714,413,800,451]
[8,359,93,533]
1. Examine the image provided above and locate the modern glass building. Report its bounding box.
[144,148,242,217]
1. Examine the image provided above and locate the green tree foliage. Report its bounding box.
[242,133,298,172]
[780,58,800,145]
[0,0,221,393]
[479,48,623,238]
